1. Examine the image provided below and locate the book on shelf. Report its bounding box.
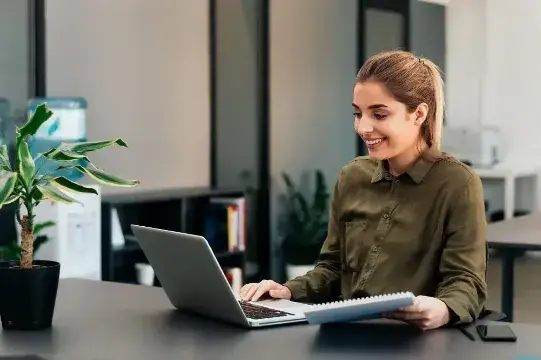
[204,196,246,253]
[224,267,243,295]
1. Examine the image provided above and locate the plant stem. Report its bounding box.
[20,210,34,269]
[20,216,34,268]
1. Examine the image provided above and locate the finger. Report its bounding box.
[269,287,288,299]
[240,282,254,294]
[240,283,253,296]
[243,284,259,301]
[388,311,425,321]
[252,281,272,301]
[398,296,423,312]
[397,306,418,312]
[398,302,424,312]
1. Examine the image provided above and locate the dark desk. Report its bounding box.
[487,213,541,322]
[1,279,540,360]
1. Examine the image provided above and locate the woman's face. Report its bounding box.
[353,80,427,160]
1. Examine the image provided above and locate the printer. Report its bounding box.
[441,126,505,168]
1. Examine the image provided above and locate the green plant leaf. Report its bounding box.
[30,186,44,203]
[36,184,80,204]
[74,165,139,187]
[52,176,98,195]
[71,138,128,153]
[17,103,53,139]
[0,234,50,261]
[0,145,10,170]
[34,221,55,235]
[278,170,330,251]
[33,235,48,253]
[44,138,128,156]
[311,170,328,215]
[3,193,21,205]
[17,140,35,185]
[15,103,53,174]
[0,244,20,261]
[281,172,310,223]
[0,170,17,208]
[41,148,90,163]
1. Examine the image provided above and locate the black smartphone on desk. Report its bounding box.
[476,324,517,342]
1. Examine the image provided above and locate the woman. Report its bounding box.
[240,50,487,331]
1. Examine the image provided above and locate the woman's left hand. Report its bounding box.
[383,295,451,330]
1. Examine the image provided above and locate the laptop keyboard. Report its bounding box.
[238,300,294,319]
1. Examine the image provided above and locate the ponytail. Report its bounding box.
[422,59,445,152]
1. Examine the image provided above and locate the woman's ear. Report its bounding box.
[414,103,429,126]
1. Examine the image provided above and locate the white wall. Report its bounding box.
[45,0,210,195]
[483,0,541,160]
[446,0,541,160]
[445,0,486,128]
[270,0,358,278]
[445,0,541,215]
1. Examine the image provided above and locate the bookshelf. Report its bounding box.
[100,187,252,291]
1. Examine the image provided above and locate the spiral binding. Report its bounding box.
[308,291,415,310]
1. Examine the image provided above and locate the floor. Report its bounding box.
[486,252,541,324]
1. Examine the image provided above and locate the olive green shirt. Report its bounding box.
[284,153,488,324]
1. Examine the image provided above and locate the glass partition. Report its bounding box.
[0,0,41,146]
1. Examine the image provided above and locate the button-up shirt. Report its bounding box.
[283,152,488,324]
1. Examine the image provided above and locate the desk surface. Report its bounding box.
[487,213,541,249]
[473,161,540,178]
[1,279,540,360]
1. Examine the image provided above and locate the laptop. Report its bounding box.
[130,224,309,328]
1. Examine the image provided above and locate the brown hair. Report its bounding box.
[356,50,445,157]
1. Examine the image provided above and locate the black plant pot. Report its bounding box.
[0,260,60,330]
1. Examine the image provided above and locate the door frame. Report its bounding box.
[29,0,46,97]
[356,0,411,156]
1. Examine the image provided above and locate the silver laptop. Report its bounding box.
[130,224,308,328]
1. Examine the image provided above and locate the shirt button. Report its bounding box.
[383,213,390,219]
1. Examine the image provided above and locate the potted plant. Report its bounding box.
[0,220,55,261]
[277,170,329,280]
[0,103,139,330]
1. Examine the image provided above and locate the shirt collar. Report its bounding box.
[371,161,392,183]
[371,150,440,184]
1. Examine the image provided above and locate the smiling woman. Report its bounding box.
[241,50,488,332]
[353,50,445,175]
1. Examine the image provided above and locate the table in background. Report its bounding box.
[1,279,541,360]
[475,164,540,220]
[487,213,541,322]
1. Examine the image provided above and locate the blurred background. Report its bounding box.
[0,0,539,323]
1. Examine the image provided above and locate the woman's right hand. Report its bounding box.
[240,280,292,301]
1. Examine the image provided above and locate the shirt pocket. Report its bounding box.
[343,219,369,271]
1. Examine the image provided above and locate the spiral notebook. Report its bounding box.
[303,292,416,324]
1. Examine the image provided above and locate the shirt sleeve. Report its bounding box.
[436,172,488,324]
[283,169,344,304]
